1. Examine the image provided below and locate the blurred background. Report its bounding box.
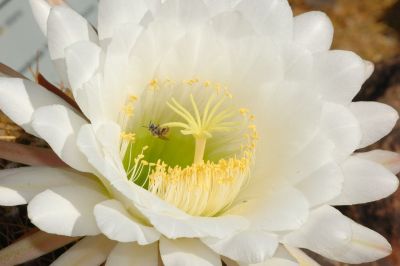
[0,0,400,265]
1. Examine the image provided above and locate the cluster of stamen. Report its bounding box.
[118,78,258,216]
[148,157,250,216]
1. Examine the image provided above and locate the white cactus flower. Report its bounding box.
[0,0,399,265]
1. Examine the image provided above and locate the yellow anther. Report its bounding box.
[239,108,249,115]
[225,92,233,99]
[149,79,159,90]
[129,95,138,102]
[121,132,136,141]
[248,124,256,130]
[214,83,222,93]
[186,78,199,86]
[122,105,134,116]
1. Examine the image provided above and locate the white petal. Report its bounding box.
[281,44,313,82]
[0,78,70,136]
[293,11,333,52]
[52,235,115,266]
[314,50,366,103]
[202,231,278,264]
[110,179,249,239]
[363,60,374,80]
[273,135,334,184]
[0,166,102,206]
[156,24,230,84]
[47,6,97,60]
[203,0,241,15]
[227,36,283,90]
[98,0,149,40]
[31,105,92,172]
[320,103,361,161]
[283,205,392,264]
[102,23,144,121]
[253,82,322,181]
[160,237,222,266]
[75,74,107,125]
[356,149,400,174]
[285,246,320,266]
[65,41,102,94]
[296,162,343,207]
[65,41,105,123]
[226,246,301,266]
[339,220,392,264]
[28,185,107,236]
[236,0,293,42]
[210,11,255,39]
[255,259,298,266]
[228,186,308,232]
[94,199,160,245]
[29,0,51,35]
[330,156,398,205]
[235,245,300,266]
[156,0,209,27]
[77,124,125,183]
[106,242,158,266]
[350,101,398,148]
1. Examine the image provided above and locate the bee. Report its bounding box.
[145,121,170,140]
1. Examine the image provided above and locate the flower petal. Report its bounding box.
[116,180,249,239]
[31,104,92,172]
[283,205,392,264]
[202,231,278,264]
[94,199,160,244]
[47,5,98,83]
[29,0,51,35]
[47,5,97,60]
[252,259,298,266]
[160,237,222,266]
[0,141,66,167]
[0,78,70,136]
[285,246,320,266]
[52,235,115,266]
[355,149,400,174]
[330,156,399,205]
[313,50,366,103]
[281,44,313,82]
[228,186,308,232]
[296,162,343,207]
[98,0,149,41]
[293,11,333,52]
[65,41,106,124]
[0,230,78,266]
[236,0,293,42]
[106,242,158,266]
[233,245,302,266]
[156,0,209,27]
[65,41,102,94]
[102,23,144,121]
[28,185,107,236]
[320,102,361,161]
[350,101,399,148]
[0,166,102,206]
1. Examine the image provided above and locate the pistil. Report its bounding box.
[194,137,207,164]
[163,94,236,164]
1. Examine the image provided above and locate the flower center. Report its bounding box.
[118,78,257,216]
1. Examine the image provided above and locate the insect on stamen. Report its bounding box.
[145,121,170,140]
